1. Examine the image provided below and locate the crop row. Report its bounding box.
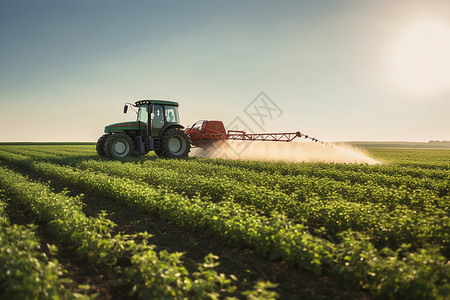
[5,145,449,182]
[3,147,449,251]
[0,163,256,299]
[6,146,449,208]
[0,150,448,298]
[75,159,449,254]
[7,146,448,208]
[4,147,94,161]
[136,158,449,205]
[368,148,450,169]
[204,156,449,181]
[6,146,447,213]
[0,187,78,299]
[1,148,447,255]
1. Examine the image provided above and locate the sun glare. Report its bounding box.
[390,21,450,97]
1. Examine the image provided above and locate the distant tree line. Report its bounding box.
[428,140,450,144]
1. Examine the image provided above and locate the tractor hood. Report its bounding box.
[104,121,139,133]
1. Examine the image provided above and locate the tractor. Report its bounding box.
[97,99,327,160]
[97,100,190,159]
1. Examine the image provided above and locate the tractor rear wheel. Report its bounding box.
[96,134,110,157]
[159,128,190,159]
[104,133,134,160]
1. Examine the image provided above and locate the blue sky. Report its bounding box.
[1,0,449,142]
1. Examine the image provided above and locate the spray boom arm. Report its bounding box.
[226,130,301,142]
[185,120,327,148]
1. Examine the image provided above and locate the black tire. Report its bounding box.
[104,133,134,160]
[96,134,110,157]
[159,128,191,159]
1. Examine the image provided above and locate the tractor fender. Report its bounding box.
[104,122,139,134]
[158,123,185,137]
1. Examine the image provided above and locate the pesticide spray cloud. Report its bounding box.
[192,141,379,164]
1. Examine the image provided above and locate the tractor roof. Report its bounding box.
[135,100,179,106]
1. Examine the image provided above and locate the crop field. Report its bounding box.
[0,144,448,299]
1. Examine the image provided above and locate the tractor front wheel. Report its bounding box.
[159,128,190,159]
[104,133,134,160]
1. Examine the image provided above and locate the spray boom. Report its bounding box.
[185,120,328,148]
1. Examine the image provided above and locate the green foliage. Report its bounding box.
[0,144,449,299]
[242,281,279,300]
[0,224,74,299]
[0,161,274,299]
[73,156,449,253]
[333,232,449,299]
[125,252,239,299]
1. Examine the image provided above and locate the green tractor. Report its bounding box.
[97,100,191,159]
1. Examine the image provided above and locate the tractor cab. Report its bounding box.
[132,100,181,138]
[97,100,190,159]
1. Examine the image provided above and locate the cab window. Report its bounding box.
[138,106,148,123]
[138,105,149,136]
[151,105,164,136]
[165,106,179,123]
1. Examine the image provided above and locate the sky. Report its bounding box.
[0,0,449,142]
